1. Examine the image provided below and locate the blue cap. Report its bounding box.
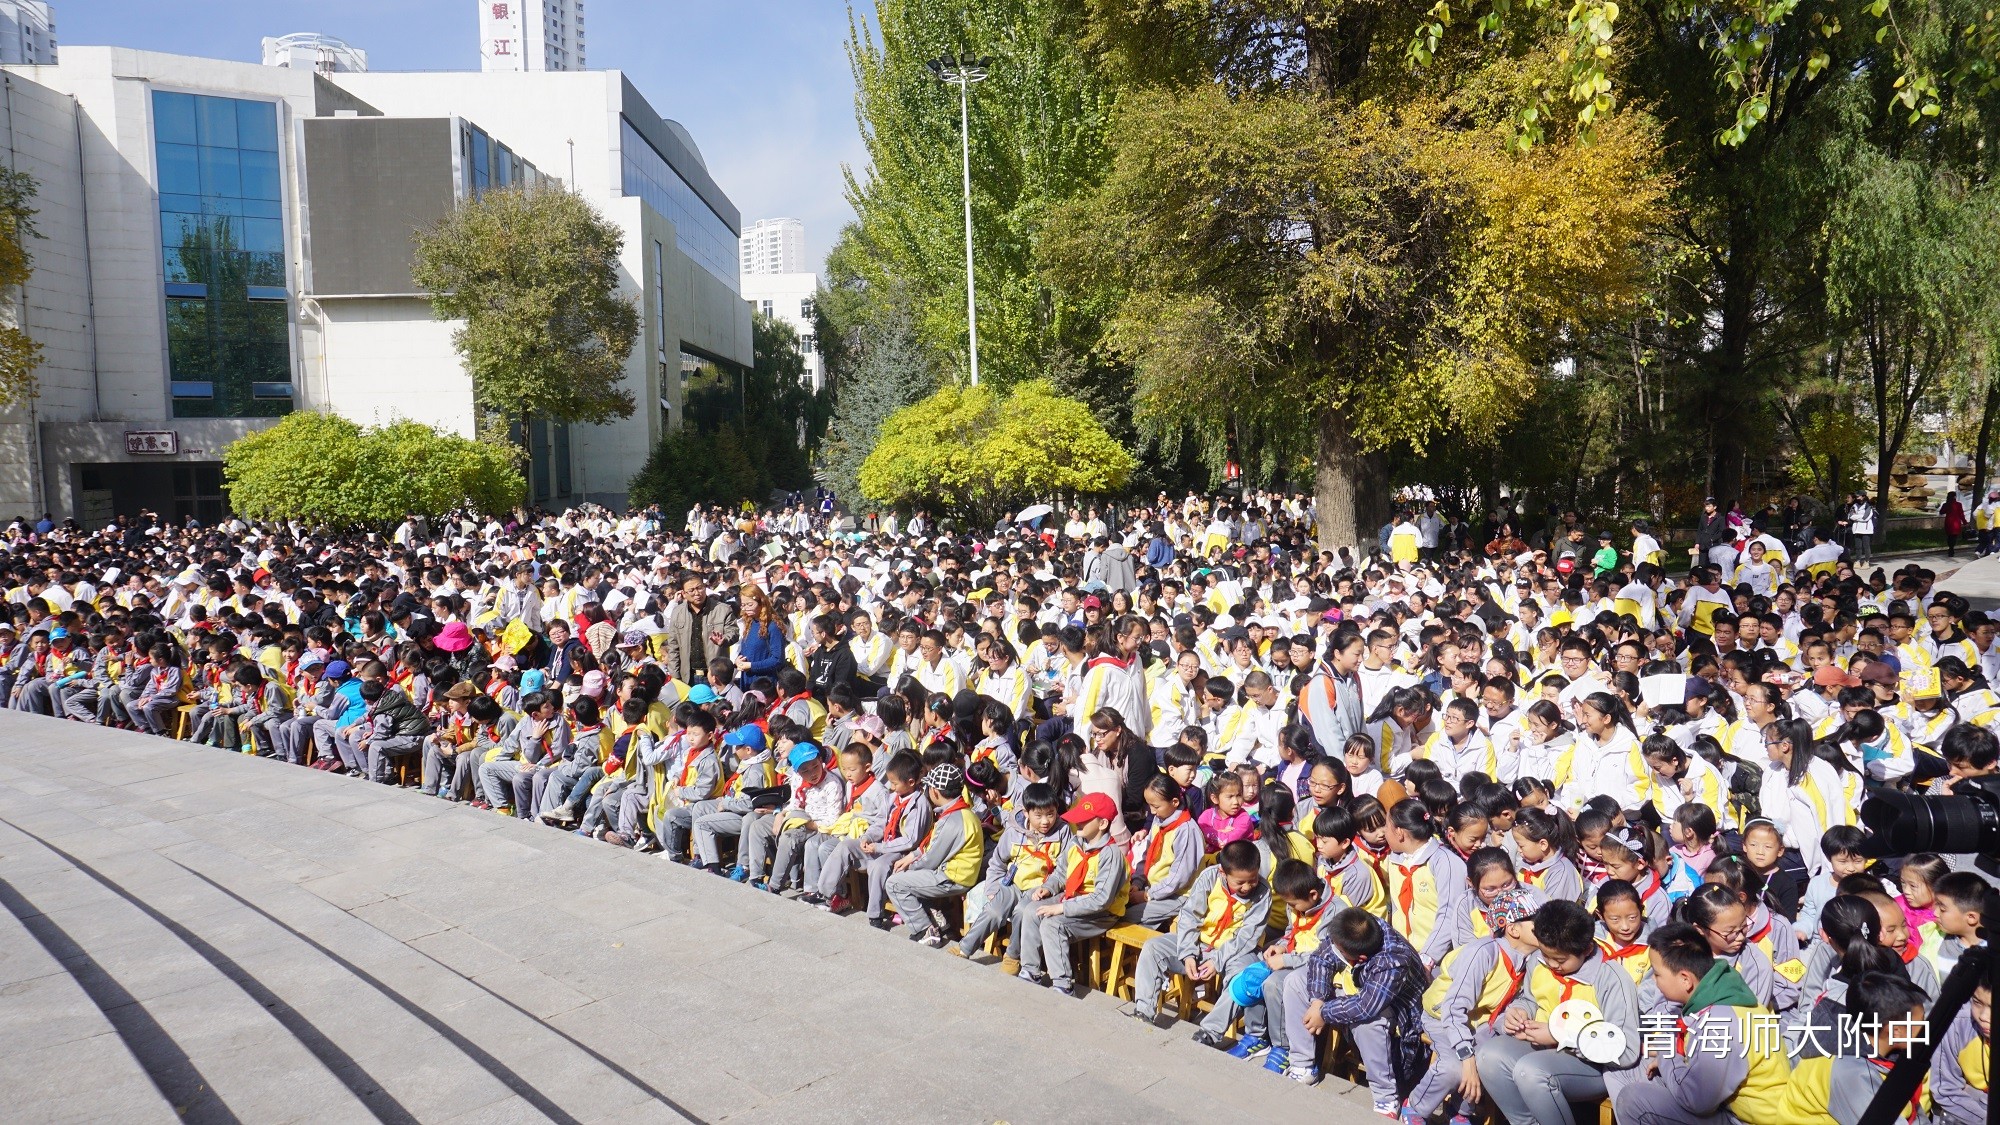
[47,627,66,640]
[520,669,547,695]
[324,660,351,679]
[687,684,719,705]
[722,726,767,753]
[786,743,821,771]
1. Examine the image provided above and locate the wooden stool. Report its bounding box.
[1103,922,1163,1001]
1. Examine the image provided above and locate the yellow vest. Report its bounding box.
[1197,879,1260,947]
[1527,963,1597,1019]
[1422,940,1524,1024]
[1389,857,1444,954]
[1056,840,1129,915]
[1010,838,1063,892]
[1778,1056,1838,1125]
[1715,1005,1793,1125]
[1961,1029,1990,1092]
[935,803,985,888]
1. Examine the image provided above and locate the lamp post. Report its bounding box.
[927,52,992,386]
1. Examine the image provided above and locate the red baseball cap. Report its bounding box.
[1062,793,1119,825]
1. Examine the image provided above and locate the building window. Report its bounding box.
[653,239,667,362]
[619,118,739,293]
[800,296,816,322]
[154,90,291,419]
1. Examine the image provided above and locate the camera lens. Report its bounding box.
[1860,789,2000,856]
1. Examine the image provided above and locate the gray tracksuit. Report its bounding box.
[653,744,723,854]
[1132,864,1272,1018]
[689,751,773,865]
[959,824,1072,958]
[1125,813,1205,927]
[1013,836,1128,991]
[1406,937,1537,1117]
[812,782,928,917]
[744,769,845,887]
[882,799,982,934]
[1612,1000,1770,1125]
[1478,953,1641,1125]
[1931,1007,1989,1125]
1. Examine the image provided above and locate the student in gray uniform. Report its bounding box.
[759,743,848,891]
[1822,974,1933,1124]
[1196,857,1342,1064]
[684,725,774,869]
[954,783,1069,968]
[1930,982,1991,1125]
[812,751,927,918]
[883,762,986,944]
[1125,775,1205,927]
[1476,901,1641,1125]
[1403,886,1542,1122]
[1610,922,1791,1125]
[801,744,888,894]
[613,708,717,850]
[1012,792,1127,995]
[581,700,655,837]
[1129,839,1271,1027]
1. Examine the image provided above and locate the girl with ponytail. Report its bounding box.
[1384,796,1473,969]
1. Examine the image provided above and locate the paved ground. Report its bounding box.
[0,716,1382,1125]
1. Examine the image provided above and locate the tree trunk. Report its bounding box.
[1314,404,1387,553]
[1975,366,1999,501]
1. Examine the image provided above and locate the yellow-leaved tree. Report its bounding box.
[859,379,1133,523]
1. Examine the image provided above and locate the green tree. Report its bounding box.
[858,379,1133,521]
[1046,6,1671,546]
[839,0,1116,387]
[0,167,43,407]
[629,313,826,512]
[223,413,522,526]
[819,299,936,502]
[411,186,640,432]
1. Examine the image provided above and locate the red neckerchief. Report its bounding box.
[1869,1057,1926,1122]
[1489,949,1527,1025]
[1601,939,1648,963]
[920,797,969,849]
[841,774,876,815]
[1084,654,1130,673]
[1355,838,1389,883]
[1140,811,1192,874]
[1638,870,1666,904]
[1284,898,1330,951]
[1062,840,1097,898]
[674,742,705,789]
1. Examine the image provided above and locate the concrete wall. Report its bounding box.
[314,297,472,436]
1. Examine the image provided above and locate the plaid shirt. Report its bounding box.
[1304,915,1432,1085]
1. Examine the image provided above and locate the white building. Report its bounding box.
[742,272,822,390]
[479,0,584,73]
[0,0,53,65]
[261,33,367,75]
[739,216,804,276]
[0,47,749,523]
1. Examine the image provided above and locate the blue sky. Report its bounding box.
[60,0,870,270]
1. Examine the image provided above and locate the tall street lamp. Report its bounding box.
[927,52,992,386]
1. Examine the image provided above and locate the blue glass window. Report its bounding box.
[619,119,739,294]
[153,89,291,419]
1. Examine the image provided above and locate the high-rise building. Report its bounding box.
[739,217,804,276]
[0,1,55,65]
[261,33,367,75]
[478,0,584,73]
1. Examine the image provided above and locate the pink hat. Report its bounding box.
[435,621,474,652]
[581,670,607,699]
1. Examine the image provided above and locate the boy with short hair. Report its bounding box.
[1930,870,1990,975]
[815,750,928,921]
[1610,922,1789,1125]
[1014,792,1127,996]
[1477,900,1641,1125]
[884,762,986,946]
[1795,825,1875,944]
[750,743,847,891]
[1199,857,1336,1068]
[1129,839,1272,1032]
[1279,906,1431,1106]
[686,725,774,871]
[954,781,1069,972]
[1315,805,1390,917]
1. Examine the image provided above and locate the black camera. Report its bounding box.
[1859,773,2000,872]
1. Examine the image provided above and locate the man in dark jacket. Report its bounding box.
[1693,497,1731,574]
[355,677,433,783]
